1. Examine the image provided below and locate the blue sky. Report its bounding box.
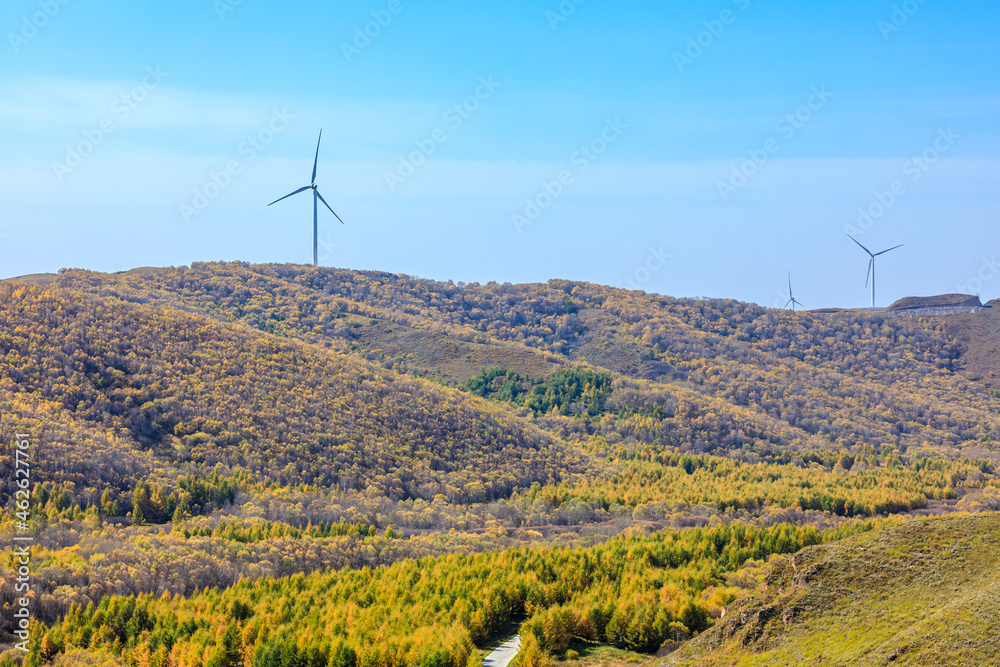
[1,0,998,308]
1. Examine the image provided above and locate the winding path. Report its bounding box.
[483,635,521,667]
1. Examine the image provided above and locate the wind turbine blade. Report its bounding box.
[312,130,322,184]
[874,243,904,256]
[847,234,874,257]
[785,298,793,308]
[865,258,873,289]
[788,271,793,295]
[314,189,345,224]
[268,186,311,206]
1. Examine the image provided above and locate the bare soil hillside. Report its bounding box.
[947,300,1000,387]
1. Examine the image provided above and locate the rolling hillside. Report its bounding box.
[0,280,585,505]
[43,263,1000,461]
[2,262,999,666]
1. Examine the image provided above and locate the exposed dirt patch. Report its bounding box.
[347,316,562,384]
[945,301,1000,387]
[572,308,648,377]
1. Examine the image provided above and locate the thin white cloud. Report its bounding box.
[2,151,998,203]
[0,76,459,150]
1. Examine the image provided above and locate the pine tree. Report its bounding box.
[40,633,55,661]
[520,634,549,667]
[172,496,192,524]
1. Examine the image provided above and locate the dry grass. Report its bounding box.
[665,513,1000,666]
[344,314,562,385]
[558,643,651,667]
[946,301,1000,387]
[3,272,59,286]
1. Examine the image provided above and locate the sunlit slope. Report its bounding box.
[0,282,585,502]
[32,521,874,667]
[49,263,1000,462]
[666,514,1000,666]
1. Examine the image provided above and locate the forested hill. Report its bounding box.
[4,260,999,522]
[43,262,1000,463]
[0,277,586,509]
[3,262,1000,666]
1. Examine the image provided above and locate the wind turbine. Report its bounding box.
[268,130,344,266]
[785,272,804,311]
[847,235,903,309]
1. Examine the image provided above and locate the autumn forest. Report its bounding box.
[1,262,998,666]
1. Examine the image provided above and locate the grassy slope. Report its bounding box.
[666,514,1000,666]
[341,312,563,384]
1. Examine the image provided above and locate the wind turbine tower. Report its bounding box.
[268,130,345,266]
[785,272,804,311]
[847,235,903,309]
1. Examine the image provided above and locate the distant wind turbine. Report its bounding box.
[847,235,903,308]
[268,130,344,266]
[785,272,804,311]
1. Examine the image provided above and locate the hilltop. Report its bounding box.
[886,293,982,311]
[36,262,1000,459]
